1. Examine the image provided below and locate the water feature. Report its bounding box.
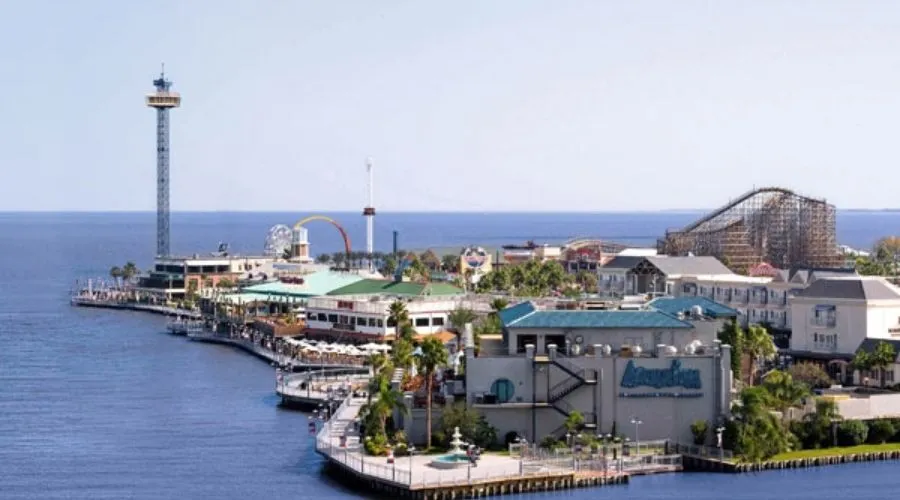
[429,427,471,469]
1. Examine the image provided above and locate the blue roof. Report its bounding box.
[498,301,537,325]
[648,296,738,319]
[501,303,693,330]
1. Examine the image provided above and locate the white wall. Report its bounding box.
[466,350,728,444]
[790,299,867,355]
[866,304,900,341]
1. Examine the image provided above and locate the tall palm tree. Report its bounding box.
[121,262,139,284]
[418,336,448,448]
[761,370,809,421]
[388,300,410,338]
[361,375,406,436]
[744,325,777,385]
[391,338,414,373]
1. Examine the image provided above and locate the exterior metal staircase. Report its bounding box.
[541,353,598,435]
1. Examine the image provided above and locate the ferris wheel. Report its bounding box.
[264,224,294,257]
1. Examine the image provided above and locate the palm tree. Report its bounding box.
[744,325,776,385]
[448,306,477,345]
[761,370,809,422]
[388,300,410,338]
[315,254,331,264]
[361,375,406,437]
[871,341,897,388]
[418,336,448,448]
[121,262,139,284]
[368,352,392,377]
[391,338,414,373]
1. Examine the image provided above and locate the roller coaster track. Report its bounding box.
[675,187,827,234]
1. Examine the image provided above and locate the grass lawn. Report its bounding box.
[772,442,900,460]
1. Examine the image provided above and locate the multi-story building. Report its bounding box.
[304,292,489,340]
[466,299,734,444]
[138,255,275,299]
[788,276,900,383]
[598,255,733,298]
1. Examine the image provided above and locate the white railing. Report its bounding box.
[671,442,734,461]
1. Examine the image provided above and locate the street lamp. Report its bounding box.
[716,426,725,461]
[408,445,416,485]
[630,417,643,455]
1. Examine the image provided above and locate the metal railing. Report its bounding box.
[671,442,734,461]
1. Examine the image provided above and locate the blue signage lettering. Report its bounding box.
[620,360,702,390]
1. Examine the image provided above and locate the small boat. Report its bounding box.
[166,318,204,336]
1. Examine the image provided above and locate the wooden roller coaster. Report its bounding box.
[657,187,843,272]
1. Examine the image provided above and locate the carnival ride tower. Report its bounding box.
[363,158,376,271]
[145,64,181,257]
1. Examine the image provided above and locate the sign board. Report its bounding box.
[619,360,703,398]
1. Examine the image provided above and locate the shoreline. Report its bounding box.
[684,448,900,473]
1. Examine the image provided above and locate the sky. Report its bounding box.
[2,1,899,212]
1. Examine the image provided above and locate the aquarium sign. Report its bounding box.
[463,247,487,268]
[620,360,702,390]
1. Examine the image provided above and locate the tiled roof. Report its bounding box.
[326,279,464,297]
[794,277,900,301]
[501,304,693,330]
[644,256,732,277]
[601,256,645,270]
[648,296,738,319]
[243,272,364,297]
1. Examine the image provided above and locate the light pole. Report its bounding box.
[630,417,643,455]
[408,445,416,485]
[716,426,725,462]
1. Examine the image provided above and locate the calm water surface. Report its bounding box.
[3,212,900,499]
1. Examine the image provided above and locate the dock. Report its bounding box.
[71,296,201,319]
[314,398,645,500]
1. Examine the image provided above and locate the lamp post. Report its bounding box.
[408,445,416,485]
[630,417,643,456]
[716,426,725,462]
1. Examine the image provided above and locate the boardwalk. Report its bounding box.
[314,398,630,499]
[71,297,201,319]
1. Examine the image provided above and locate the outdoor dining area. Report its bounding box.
[280,338,391,366]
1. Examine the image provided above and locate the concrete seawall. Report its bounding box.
[684,450,900,473]
[71,298,201,318]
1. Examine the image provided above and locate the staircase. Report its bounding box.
[541,353,598,434]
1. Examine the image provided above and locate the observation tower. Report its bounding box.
[145,64,181,257]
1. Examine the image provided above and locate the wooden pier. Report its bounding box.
[71,296,201,319]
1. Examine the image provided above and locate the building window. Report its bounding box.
[356,317,366,326]
[490,379,515,404]
[327,314,337,323]
[433,317,445,327]
[368,318,377,327]
[377,319,384,328]
[415,317,429,327]
[387,318,396,328]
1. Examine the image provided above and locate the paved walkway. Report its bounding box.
[316,398,567,488]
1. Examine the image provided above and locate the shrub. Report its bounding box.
[691,420,709,446]
[837,420,869,446]
[392,429,408,446]
[540,435,560,449]
[473,415,498,448]
[363,432,389,456]
[868,419,895,444]
[504,431,520,446]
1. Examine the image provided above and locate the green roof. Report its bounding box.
[648,297,738,319]
[327,279,464,297]
[242,272,364,297]
[501,301,693,329]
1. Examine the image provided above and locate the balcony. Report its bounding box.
[812,342,838,353]
[810,318,836,328]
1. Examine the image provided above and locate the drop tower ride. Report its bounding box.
[145,65,181,257]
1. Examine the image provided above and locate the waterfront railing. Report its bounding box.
[671,442,734,461]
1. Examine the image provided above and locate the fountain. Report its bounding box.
[429,427,472,469]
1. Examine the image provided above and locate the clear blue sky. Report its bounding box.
[3,1,898,211]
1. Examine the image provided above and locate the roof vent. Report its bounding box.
[690,305,703,318]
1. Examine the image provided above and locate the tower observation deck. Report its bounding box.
[145,65,181,258]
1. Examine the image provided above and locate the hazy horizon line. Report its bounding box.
[1,208,899,214]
